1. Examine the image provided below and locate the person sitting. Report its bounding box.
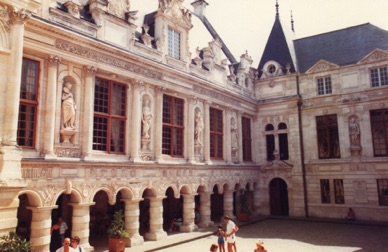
[169,217,183,231]
[255,241,268,252]
[344,208,356,221]
[195,208,201,224]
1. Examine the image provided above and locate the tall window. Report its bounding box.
[278,123,289,160]
[265,123,289,161]
[162,95,184,156]
[320,179,331,204]
[93,78,126,153]
[370,66,388,87]
[242,117,252,161]
[377,179,388,206]
[265,124,275,161]
[370,109,388,157]
[168,28,180,59]
[334,179,344,204]
[316,114,340,159]
[17,58,39,147]
[317,76,332,95]
[210,107,223,159]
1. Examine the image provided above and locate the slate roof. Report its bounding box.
[294,23,388,73]
[257,15,296,77]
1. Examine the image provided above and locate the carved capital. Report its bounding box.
[83,65,97,76]
[10,7,30,25]
[48,55,61,66]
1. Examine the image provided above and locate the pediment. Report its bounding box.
[158,0,192,28]
[358,48,388,64]
[306,60,339,74]
[261,160,293,170]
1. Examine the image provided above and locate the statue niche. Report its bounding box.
[60,78,78,144]
[141,95,153,151]
[194,107,204,154]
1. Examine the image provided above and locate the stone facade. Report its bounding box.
[0,0,387,251]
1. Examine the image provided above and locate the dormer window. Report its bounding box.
[168,28,180,59]
[370,66,388,87]
[317,76,332,95]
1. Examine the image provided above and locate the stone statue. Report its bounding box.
[142,99,153,139]
[194,109,204,145]
[62,82,76,129]
[349,116,360,147]
[231,117,238,151]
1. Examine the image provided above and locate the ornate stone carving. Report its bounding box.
[10,7,31,25]
[55,39,163,79]
[348,115,362,156]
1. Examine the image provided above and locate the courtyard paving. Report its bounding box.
[99,217,388,252]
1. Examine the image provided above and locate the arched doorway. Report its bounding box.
[211,185,223,222]
[269,178,289,216]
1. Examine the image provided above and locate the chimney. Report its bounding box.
[191,0,209,19]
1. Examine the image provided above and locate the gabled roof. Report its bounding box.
[257,14,296,77]
[294,23,388,73]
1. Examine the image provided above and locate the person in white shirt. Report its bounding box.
[56,237,76,252]
[223,215,237,252]
[71,236,85,252]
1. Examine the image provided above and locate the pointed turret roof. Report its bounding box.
[257,2,295,77]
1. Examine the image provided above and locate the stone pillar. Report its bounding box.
[251,116,259,164]
[144,197,167,241]
[237,111,243,164]
[2,8,30,146]
[69,203,94,251]
[130,81,141,162]
[223,189,235,219]
[253,187,261,216]
[154,88,164,163]
[81,66,97,160]
[27,206,56,252]
[225,108,232,164]
[187,96,195,163]
[197,192,213,228]
[180,194,196,232]
[122,199,144,247]
[0,197,19,235]
[42,55,61,159]
[203,101,211,164]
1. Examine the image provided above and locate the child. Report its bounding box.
[210,243,219,252]
[216,224,225,252]
[255,241,268,252]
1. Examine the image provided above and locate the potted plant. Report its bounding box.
[237,190,252,222]
[0,231,31,252]
[107,210,129,252]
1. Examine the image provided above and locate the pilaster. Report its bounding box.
[203,101,211,164]
[252,187,261,216]
[154,87,164,163]
[130,81,142,162]
[42,55,61,159]
[2,8,30,146]
[81,66,97,160]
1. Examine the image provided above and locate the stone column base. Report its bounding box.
[180,223,196,232]
[128,234,144,247]
[197,220,214,228]
[144,230,167,241]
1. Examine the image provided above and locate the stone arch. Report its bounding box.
[179,184,192,195]
[141,186,158,198]
[116,186,134,200]
[18,190,43,208]
[90,187,113,204]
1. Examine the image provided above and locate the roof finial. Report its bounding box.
[276,0,279,18]
[291,10,295,32]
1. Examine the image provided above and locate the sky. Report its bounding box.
[131,0,388,66]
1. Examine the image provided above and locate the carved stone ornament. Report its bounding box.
[56,39,163,80]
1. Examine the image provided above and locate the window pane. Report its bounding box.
[210,108,223,159]
[242,117,252,161]
[266,135,275,161]
[377,179,388,206]
[334,179,344,204]
[370,109,388,156]
[320,179,331,204]
[162,95,184,157]
[111,83,126,116]
[17,104,36,147]
[94,78,109,114]
[316,114,340,159]
[110,119,125,153]
[279,133,289,160]
[20,59,39,101]
[93,116,108,151]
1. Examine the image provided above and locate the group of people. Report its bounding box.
[55,237,84,252]
[210,215,268,252]
[50,217,84,252]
